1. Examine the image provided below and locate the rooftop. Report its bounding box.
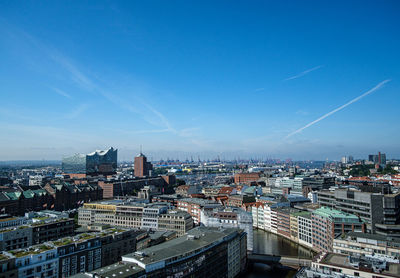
[341,232,400,244]
[313,206,361,221]
[70,262,144,278]
[179,198,218,206]
[122,227,242,266]
[320,253,400,277]
[8,244,54,258]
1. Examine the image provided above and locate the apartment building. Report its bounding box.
[0,218,74,252]
[0,228,145,278]
[176,198,221,224]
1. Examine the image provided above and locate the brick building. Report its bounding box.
[234,173,261,185]
[134,153,153,177]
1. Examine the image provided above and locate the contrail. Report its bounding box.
[285,79,391,138]
[284,65,323,81]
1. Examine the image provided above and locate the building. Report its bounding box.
[176,198,221,224]
[43,182,103,212]
[318,189,400,233]
[69,262,145,278]
[297,211,313,249]
[158,210,194,236]
[369,152,387,165]
[0,218,74,252]
[97,176,169,199]
[62,154,87,174]
[302,176,335,191]
[121,227,247,278]
[134,153,153,177]
[225,195,256,209]
[312,207,364,252]
[305,253,400,278]
[86,147,118,175]
[307,191,318,203]
[234,173,261,185]
[201,207,253,251]
[0,252,18,278]
[0,227,145,278]
[276,207,293,239]
[333,232,400,259]
[62,147,117,176]
[78,200,193,235]
[31,218,75,245]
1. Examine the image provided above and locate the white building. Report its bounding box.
[307,191,318,203]
[201,207,253,251]
[298,213,313,249]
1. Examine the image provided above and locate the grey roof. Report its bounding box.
[122,226,242,266]
[70,262,144,278]
[345,232,400,243]
[179,198,218,206]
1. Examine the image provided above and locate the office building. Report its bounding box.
[297,211,313,249]
[312,207,364,252]
[0,218,74,251]
[333,232,400,259]
[369,152,387,165]
[302,176,335,191]
[305,253,400,278]
[318,189,400,233]
[78,200,193,235]
[157,210,194,236]
[69,262,145,278]
[134,153,153,177]
[121,227,247,278]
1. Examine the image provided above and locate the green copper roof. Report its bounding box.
[23,190,35,199]
[313,206,360,221]
[5,192,21,200]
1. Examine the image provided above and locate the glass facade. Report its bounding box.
[62,154,86,174]
[86,147,118,175]
[62,147,117,175]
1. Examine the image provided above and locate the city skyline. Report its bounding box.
[1,1,400,160]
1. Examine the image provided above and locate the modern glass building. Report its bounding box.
[61,154,86,174]
[86,147,118,175]
[62,147,117,175]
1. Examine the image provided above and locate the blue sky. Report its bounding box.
[0,1,399,161]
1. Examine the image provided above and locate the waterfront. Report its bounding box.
[252,229,314,258]
[244,229,315,277]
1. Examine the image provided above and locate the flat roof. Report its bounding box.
[122,227,241,266]
[313,207,360,220]
[71,262,144,278]
[321,253,400,277]
[344,232,400,243]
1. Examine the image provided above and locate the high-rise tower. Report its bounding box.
[134,152,153,177]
